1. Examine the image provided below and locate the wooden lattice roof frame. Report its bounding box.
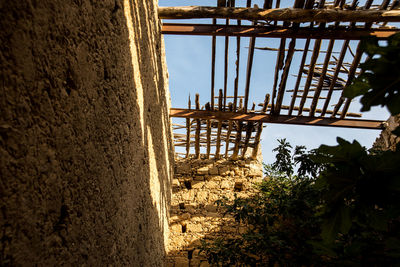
[159,0,400,159]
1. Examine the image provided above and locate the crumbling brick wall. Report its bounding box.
[0,0,173,266]
[166,156,264,267]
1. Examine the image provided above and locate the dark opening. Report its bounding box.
[184,180,192,189]
[234,181,243,192]
[179,202,185,209]
[182,224,187,233]
[188,249,193,260]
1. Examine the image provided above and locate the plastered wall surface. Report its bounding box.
[166,156,264,267]
[0,0,173,265]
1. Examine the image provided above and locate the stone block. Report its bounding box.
[182,190,194,201]
[176,163,191,174]
[194,175,205,181]
[204,181,219,189]
[205,204,218,212]
[197,166,209,175]
[196,191,209,202]
[192,181,204,189]
[220,180,231,190]
[188,223,203,233]
[209,166,219,175]
[219,166,230,176]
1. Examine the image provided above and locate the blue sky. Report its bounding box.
[159,0,390,163]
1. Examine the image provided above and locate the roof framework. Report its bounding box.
[160,0,399,159]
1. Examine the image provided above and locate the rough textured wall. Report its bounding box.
[166,157,264,267]
[373,115,400,151]
[0,0,173,266]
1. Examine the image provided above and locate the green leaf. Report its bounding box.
[321,206,352,242]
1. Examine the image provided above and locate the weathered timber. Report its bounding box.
[271,37,286,113]
[275,38,296,114]
[158,6,400,23]
[244,22,256,112]
[161,23,400,39]
[215,90,223,158]
[185,96,191,158]
[211,19,216,110]
[205,102,212,158]
[252,94,270,159]
[170,108,383,129]
[298,38,322,115]
[289,37,311,115]
[195,94,201,158]
[309,39,334,117]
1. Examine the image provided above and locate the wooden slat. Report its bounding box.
[195,94,201,158]
[225,103,233,157]
[274,38,296,114]
[271,38,286,113]
[321,39,349,116]
[289,37,311,115]
[309,39,334,117]
[331,40,363,118]
[232,99,243,159]
[205,102,212,159]
[252,94,270,159]
[215,89,223,158]
[298,38,322,115]
[185,95,191,158]
[211,19,216,110]
[244,22,256,112]
[158,6,400,23]
[161,23,400,39]
[241,103,256,157]
[223,15,229,110]
[170,108,384,130]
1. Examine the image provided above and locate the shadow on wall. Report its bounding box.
[1,0,172,266]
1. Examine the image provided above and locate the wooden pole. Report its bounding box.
[158,6,400,23]
[185,95,191,158]
[195,94,201,158]
[205,102,212,159]
[309,39,334,117]
[252,94,270,159]
[215,89,223,159]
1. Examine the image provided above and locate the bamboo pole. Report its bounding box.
[158,6,400,23]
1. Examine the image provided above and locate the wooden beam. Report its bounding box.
[159,6,400,23]
[161,23,399,40]
[170,108,384,130]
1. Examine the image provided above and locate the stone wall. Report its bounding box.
[373,115,400,151]
[166,156,264,267]
[1,0,173,266]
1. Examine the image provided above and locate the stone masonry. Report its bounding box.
[166,155,264,267]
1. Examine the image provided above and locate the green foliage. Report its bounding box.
[345,32,400,116]
[200,140,325,266]
[313,138,400,265]
[199,139,400,266]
